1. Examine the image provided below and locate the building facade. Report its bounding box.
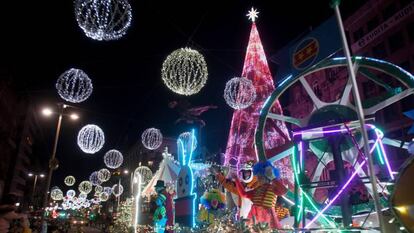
[0,69,45,204]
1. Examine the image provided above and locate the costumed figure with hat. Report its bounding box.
[154,180,174,232]
[153,193,168,233]
[197,189,226,224]
[235,161,287,228]
[212,160,260,220]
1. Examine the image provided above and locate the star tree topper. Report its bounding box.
[247,7,259,22]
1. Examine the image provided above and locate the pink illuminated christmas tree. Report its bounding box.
[224,8,290,173]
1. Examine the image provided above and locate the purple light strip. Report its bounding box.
[305,160,367,228]
[293,123,376,137]
[299,141,303,172]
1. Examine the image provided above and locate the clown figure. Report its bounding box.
[154,180,174,232]
[235,161,287,228]
[153,194,168,233]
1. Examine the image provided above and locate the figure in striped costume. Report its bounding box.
[235,161,287,228]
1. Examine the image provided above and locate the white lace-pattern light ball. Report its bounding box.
[104,149,123,169]
[78,181,93,194]
[51,188,64,201]
[66,190,76,198]
[134,166,153,187]
[89,171,102,186]
[103,186,112,194]
[97,168,111,182]
[74,0,132,41]
[64,176,76,186]
[99,192,109,202]
[95,185,103,194]
[112,184,124,197]
[178,131,198,152]
[224,77,256,109]
[56,68,93,103]
[78,193,88,200]
[161,48,208,96]
[77,124,105,154]
[141,128,163,150]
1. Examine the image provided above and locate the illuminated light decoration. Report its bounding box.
[66,190,76,199]
[175,129,197,227]
[134,166,152,187]
[79,193,88,200]
[56,68,93,103]
[95,185,103,194]
[104,149,123,169]
[89,171,102,186]
[224,13,290,166]
[141,128,163,150]
[246,7,259,22]
[99,192,109,202]
[112,184,124,197]
[161,48,208,96]
[74,0,132,41]
[305,160,367,228]
[178,132,198,158]
[77,124,105,154]
[78,181,93,194]
[64,176,76,186]
[408,141,414,155]
[98,168,111,182]
[134,173,142,233]
[103,186,112,194]
[51,188,64,201]
[224,77,256,110]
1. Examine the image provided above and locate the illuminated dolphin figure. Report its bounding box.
[175,129,197,227]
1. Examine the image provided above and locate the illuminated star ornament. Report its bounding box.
[247,7,259,22]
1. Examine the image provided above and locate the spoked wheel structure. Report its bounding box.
[255,56,414,229]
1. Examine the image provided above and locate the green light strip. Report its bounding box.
[291,144,337,228]
[375,142,385,165]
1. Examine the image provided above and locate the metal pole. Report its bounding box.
[32,175,38,202]
[332,1,386,231]
[41,110,63,233]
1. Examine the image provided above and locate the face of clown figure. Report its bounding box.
[265,165,276,181]
[177,166,191,198]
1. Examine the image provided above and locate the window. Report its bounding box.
[367,17,379,31]
[407,21,414,42]
[388,30,405,53]
[382,3,398,20]
[372,42,388,58]
[353,27,365,41]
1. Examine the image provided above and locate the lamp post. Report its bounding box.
[40,103,79,233]
[28,173,45,204]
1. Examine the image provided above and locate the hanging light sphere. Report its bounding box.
[77,124,105,154]
[78,193,88,201]
[56,68,93,103]
[134,166,153,187]
[78,181,93,194]
[99,192,109,202]
[74,0,132,41]
[66,190,76,198]
[141,128,163,150]
[161,48,208,96]
[104,149,123,169]
[51,188,64,201]
[89,171,102,186]
[95,185,103,194]
[112,184,124,197]
[103,187,112,195]
[64,176,76,186]
[178,131,198,152]
[98,168,111,182]
[224,77,256,109]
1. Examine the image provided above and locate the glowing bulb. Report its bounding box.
[42,108,53,116]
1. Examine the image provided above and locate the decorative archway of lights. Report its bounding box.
[255,56,414,229]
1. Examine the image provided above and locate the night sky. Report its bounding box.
[3,1,364,187]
